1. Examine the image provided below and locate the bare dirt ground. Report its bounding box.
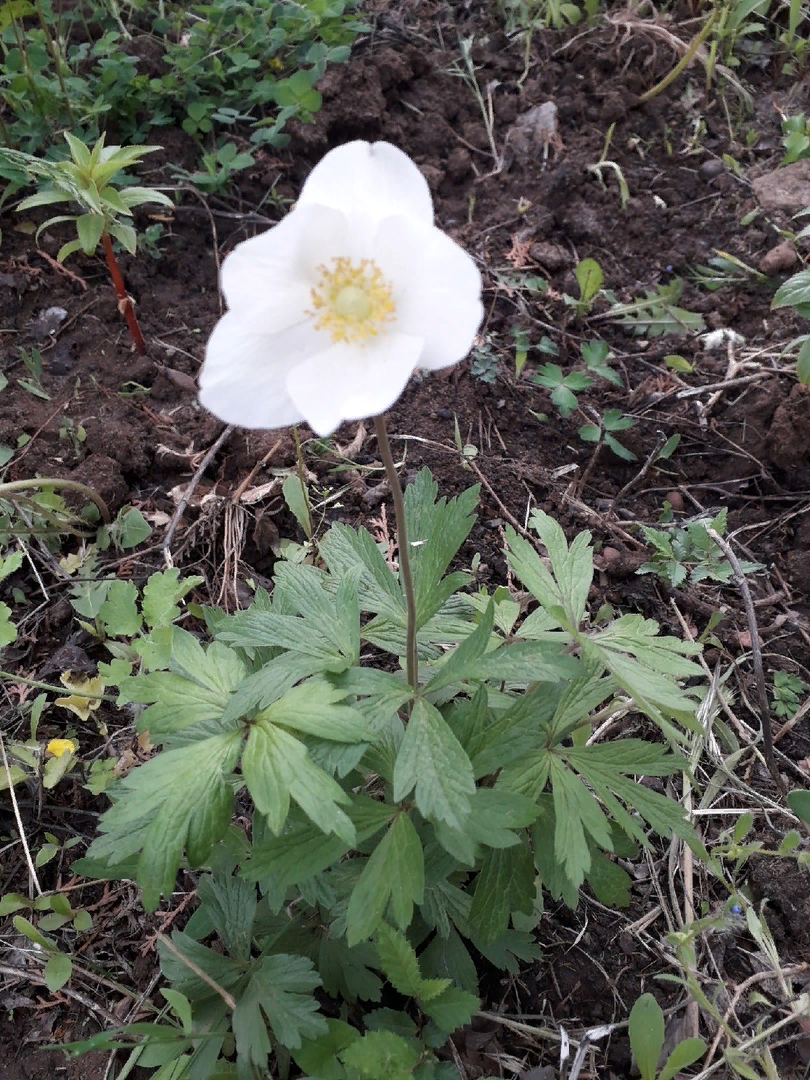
[1,1,810,1076]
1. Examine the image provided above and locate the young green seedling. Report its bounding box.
[629,993,705,1080]
[578,408,637,461]
[1,133,173,354]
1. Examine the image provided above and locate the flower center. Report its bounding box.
[309,257,395,344]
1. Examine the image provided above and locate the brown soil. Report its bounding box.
[2,2,810,1077]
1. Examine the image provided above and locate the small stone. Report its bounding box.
[758,240,798,275]
[752,159,810,211]
[602,546,621,563]
[665,490,684,511]
[503,101,563,170]
[529,241,570,271]
[700,158,724,178]
[29,305,67,340]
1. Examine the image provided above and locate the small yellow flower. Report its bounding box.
[55,672,105,724]
[46,738,76,758]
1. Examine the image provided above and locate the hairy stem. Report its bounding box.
[0,671,115,699]
[101,231,146,355]
[0,478,111,523]
[374,414,418,690]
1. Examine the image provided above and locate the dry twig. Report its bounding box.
[705,527,785,794]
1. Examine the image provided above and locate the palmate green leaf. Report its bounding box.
[477,639,578,685]
[158,931,244,1002]
[434,788,539,865]
[293,1019,360,1080]
[232,953,326,1063]
[330,667,414,732]
[403,469,478,628]
[141,570,204,630]
[242,717,354,842]
[319,522,405,622]
[86,731,242,911]
[216,609,348,663]
[98,579,141,637]
[422,599,495,694]
[393,698,474,830]
[547,756,613,886]
[563,742,692,850]
[123,671,229,737]
[525,510,594,625]
[585,847,633,907]
[346,812,424,945]
[194,873,256,966]
[422,985,480,1033]
[170,629,247,696]
[361,601,478,660]
[318,937,383,1004]
[419,925,479,995]
[339,1030,421,1080]
[276,562,361,663]
[468,839,535,945]
[469,682,559,780]
[242,798,393,885]
[120,632,247,737]
[588,614,701,680]
[532,795,637,907]
[425,612,575,693]
[217,562,360,669]
[376,922,443,999]
[221,652,336,725]
[545,661,616,743]
[506,531,576,631]
[259,677,372,742]
[584,614,702,740]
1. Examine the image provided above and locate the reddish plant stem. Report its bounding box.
[101,231,146,355]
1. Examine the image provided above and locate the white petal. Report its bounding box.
[373,216,483,370]
[297,141,434,228]
[199,313,330,429]
[220,204,349,330]
[285,333,424,436]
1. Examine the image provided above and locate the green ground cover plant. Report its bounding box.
[0,0,366,160]
[46,479,706,1078]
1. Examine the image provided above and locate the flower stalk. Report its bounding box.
[102,231,146,355]
[374,414,418,691]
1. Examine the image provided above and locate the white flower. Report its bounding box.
[198,141,483,436]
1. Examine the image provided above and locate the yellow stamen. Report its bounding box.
[309,257,395,344]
